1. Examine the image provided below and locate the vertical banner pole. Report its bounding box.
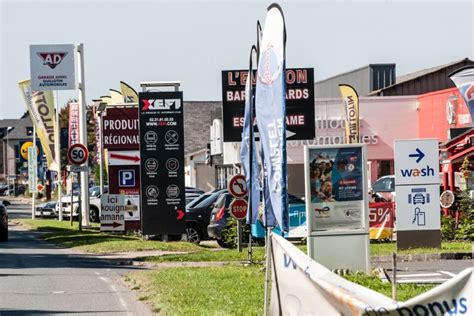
[70,173,74,227]
[392,252,397,300]
[98,112,104,196]
[31,125,36,220]
[263,227,272,316]
[76,43,90,227]
[55,90,63,221]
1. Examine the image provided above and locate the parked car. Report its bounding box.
[208,193,307,247]
[35,201,58,218]
[185,186,205,205]
[0,203,7,242]
[89,185,108,198]
[371,175,395,201]
[59,194,80,219]
[185,189,226,244]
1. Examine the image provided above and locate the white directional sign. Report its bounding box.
[28,147,37,193]
[394,139,439,186]
[100,194,125,232]
[30,44,76,90]
[394,138,441,248]
[395,184,440,231]
[108,150,140,165]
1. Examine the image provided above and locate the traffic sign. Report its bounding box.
[68,143,89,165]
[100,194,125,232]
[69,165,89,173]
[229,199,248,220]
[36,184,44,192]
[440,190,455,208]
[394,139,439,186]
[228,174,247,198]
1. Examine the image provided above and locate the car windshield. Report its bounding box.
[288,194,304,204]
[187,193,211,208]
[194,190,226,208]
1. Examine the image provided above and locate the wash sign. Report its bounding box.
[394,139,440,233]
[394,139,439,185]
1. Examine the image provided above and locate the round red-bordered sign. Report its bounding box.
[229,199,248,220]
[68,143,89,165]
[227,174,247,198]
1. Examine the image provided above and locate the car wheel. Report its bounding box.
[0,215,8,242]
[186,225,202,244]
[217,239,231,248]
[89,207,100,223]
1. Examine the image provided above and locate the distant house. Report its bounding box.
[0,114,33,181]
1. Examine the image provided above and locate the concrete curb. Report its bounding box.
[371,252,473,264]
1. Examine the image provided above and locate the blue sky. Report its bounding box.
[1,0,473,118]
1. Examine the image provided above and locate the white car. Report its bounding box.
[59,194,102,223]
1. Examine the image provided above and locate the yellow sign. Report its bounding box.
[20,141,39,160]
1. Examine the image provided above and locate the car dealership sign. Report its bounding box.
[30,44,76,90]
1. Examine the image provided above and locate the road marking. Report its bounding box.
[99,276,109,283]
[439,270,456,277]
[94,272,100,275]
[52,291,65,294]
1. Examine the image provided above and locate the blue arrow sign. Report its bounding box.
[409,148,425,163]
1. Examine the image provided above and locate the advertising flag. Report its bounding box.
[109,89,124,105]
[255,4,288,231]
[339,84,360,144]
[270,233,473,315]
[68,102,80,147]
[241,47,260,225]
[120,81,139,103]
[449,66,474,125]
[18,79,58,171]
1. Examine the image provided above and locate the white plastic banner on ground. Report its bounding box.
[270,233,473,315]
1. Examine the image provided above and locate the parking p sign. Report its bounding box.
[119,170,135,187]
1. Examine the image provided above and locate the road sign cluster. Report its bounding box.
[228,175,248,220]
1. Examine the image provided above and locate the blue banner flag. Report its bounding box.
[255,4,288,232]
[241,46,260,225]
[449,66,474,126]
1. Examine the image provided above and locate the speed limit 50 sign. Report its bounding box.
[68,143,89,165]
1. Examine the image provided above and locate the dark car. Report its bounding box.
[185,186,206,205]
[208,193,307,247]
[35,201,58,218]
[185,189,226,244]
[207,192,234,247]
[0,204,8,242]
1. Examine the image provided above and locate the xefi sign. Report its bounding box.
[221,68,315,142]
[139,91,186,235]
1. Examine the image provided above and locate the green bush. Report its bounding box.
[441,214,456,241]
[221,217,250,249]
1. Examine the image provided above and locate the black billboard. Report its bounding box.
[221,68,315,142]
[138,91,186,235]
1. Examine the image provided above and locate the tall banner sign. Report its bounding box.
[394,139,440,249]
[222,68,315,142]
[29,44,76,90]
[28,147,38,193]
[339,84,360,144]
[449,66,474,125]
[304,144,370,271]
[68,102,80,147]
[18,79,58,171]
[270,233,473,315]
[255,4,288,231]
[139,91,186,235]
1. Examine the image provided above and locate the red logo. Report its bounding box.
[142,99,151,110]
[37,52,68,69]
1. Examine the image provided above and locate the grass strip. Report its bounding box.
[126,266,434,315]
[18,219,201,253]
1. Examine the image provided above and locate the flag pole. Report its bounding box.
[263,227,272,316]
[247,45,258,263]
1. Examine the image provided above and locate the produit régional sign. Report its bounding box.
[102,108,139,150]
[221,68,315,142]
[30,44,76,90]
[139,91,186,235]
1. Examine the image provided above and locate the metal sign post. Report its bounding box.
[76,43,90,228]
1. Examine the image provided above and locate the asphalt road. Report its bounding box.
[0,204,153,315]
